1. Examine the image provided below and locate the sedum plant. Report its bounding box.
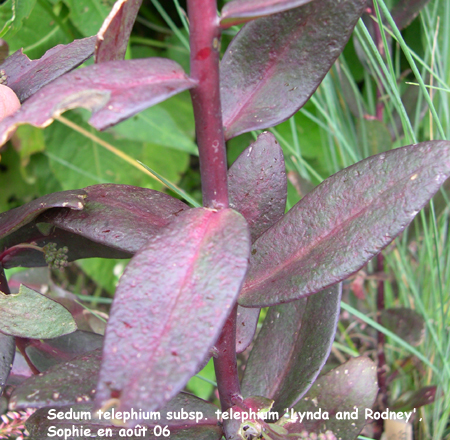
[0,0,448,439]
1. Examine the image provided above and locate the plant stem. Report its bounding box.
[187,0,240,413]
[187,0,229,209]
[374,253,387,439]
[0,264,10,294]
[213,305,242,411]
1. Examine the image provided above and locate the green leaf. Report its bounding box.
[0,0,37,39]
[0,284,77,338]
[44,112,189,191]
[111,105,198,155]
[4,0,69,60]
[64,0,111,37]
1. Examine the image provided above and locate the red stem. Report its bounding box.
[187,0,229,210]
[187,0,241,411]
[213,305,242,411]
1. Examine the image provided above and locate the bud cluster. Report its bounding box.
[43,243,69,270]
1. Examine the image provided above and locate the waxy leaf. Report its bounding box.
[391,385,436,412]
[391,0,431,30]
[280,357,378,439]
[0,185,189,268]
[10,349,101,410]
[220,0,314,28]
[0,225,130,269]
[96,0,143,63]
[0,284,77,338]
[40,184,190,255]
[0,189,86,242]
[380,308,425,346]
[228,132,287,242]
[235,307,260,354]
[220,0,366,139]
[0,58,197,146]
[228,132,287,353]
[242,284,341,412]
[0,331,15,395]
[96,208,250,415]
[239,141,450,307]
[0,37,96,102]
[27,395,222,439]
[24,330,103,372]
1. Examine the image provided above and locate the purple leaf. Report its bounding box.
[96,0,143,63]
[380,308,425,347]
[228,132,287,242]
[0,331,15,395]
[281,357,378,439]
[26,395,223,439]
[241,284,341,412]
[0,58,197,146]
[239,141,450,307]
[220,0,314,28]
[228,132,287,353]
[391,385,436,412]
[96,208,250,416]
[0,37,96,102]
[220,0,366,139]
[235,307,260,354]
[40,184,190,255]
[24,330,103,373]
[0,184,189,268]
[10,349,101,410]
[0,225,131,269]
[391,0,431,30]
[0,190,86,242]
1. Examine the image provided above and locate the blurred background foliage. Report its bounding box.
[0,0,449,438]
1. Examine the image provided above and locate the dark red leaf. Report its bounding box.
[24,330,103,372]
[96,0,143,63]
[96,208,250,416]
[0,332,15,395]
[40,184,190,255]
[0,190,86,242]
[0,185,189,268]
[0,58,197,146]
[235,307,260,354]
[228,132,287,353]
[220,0,314,28]
[10,349,101,410]
[241,284,341,411]
[220,0,366,139]
[391,0,431,30]
[0,37,96,102]
[391,385,437,412]
[0,224,130,269]
[281,357,378,439]
[239,141,450,307]
[228,132,287,242]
